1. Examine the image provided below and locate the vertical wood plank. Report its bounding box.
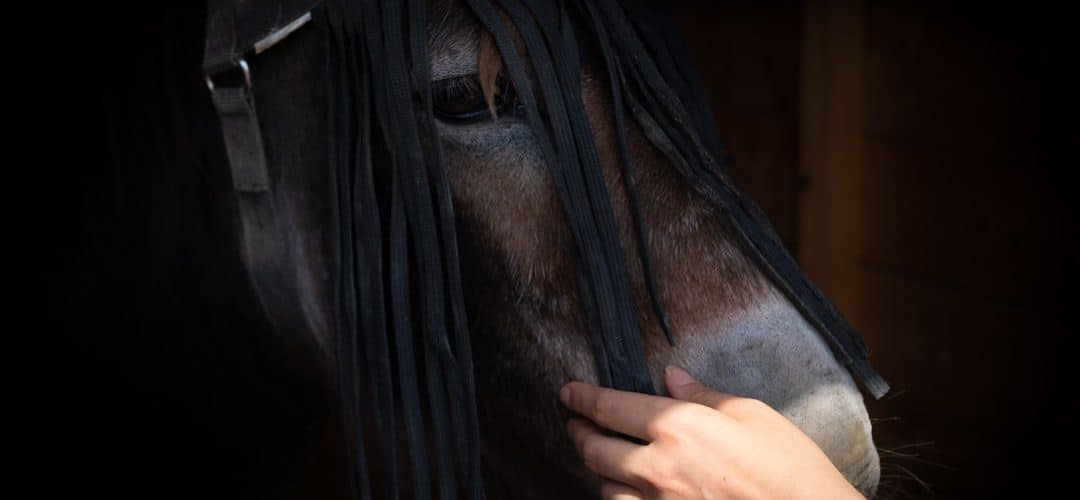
[799,0,864,323]
[668,1,803,252]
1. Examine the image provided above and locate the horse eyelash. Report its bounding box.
[432,75,482,100]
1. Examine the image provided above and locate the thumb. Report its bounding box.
[665,365,736,409]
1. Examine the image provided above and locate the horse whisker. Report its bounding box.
[881,440,935,451]
[882,462,933,492]
[880,389,908,401]
[878,448,957,471]
[871,416,903,423]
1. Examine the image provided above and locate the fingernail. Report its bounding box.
[559,384,571,405]
[665,365,695,387]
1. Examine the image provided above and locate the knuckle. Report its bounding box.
[674,402,708,424]
[599,482,619,499]
[641,456,683,494]
[734,396,770,414]
[592,391,617,423]
[579,436,604,469]
[649,405,694,443]
[689,387,713,404]
[647,416,680,443]
[567,420,585,446]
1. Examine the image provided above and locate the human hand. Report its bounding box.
[559,366,864,500]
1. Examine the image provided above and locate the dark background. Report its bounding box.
[20,1,1072,498]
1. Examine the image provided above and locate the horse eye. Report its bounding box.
[432,74,517,124]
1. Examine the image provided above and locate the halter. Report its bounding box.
[202,0,327,367]
[203,1,889,498]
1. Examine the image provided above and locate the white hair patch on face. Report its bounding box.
[429,14,479,81]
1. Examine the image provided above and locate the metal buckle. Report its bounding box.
[205,58,252,93]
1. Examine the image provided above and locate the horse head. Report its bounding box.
[202,0,885,497]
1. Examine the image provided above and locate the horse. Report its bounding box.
[195,0,887,498]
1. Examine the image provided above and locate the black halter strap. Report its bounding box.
[202,0,327,369]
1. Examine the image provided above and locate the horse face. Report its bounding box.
[425,5,880,498]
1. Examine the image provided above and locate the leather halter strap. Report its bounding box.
[202,0,327,360]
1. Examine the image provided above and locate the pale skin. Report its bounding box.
[560,366,865,500]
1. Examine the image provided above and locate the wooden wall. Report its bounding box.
[674,1,1070,497]
[669,0,804,252]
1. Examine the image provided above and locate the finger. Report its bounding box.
[560,381,680,440]
[567,417,652,489]
[600,480,646,500]
[664,365,741,411]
